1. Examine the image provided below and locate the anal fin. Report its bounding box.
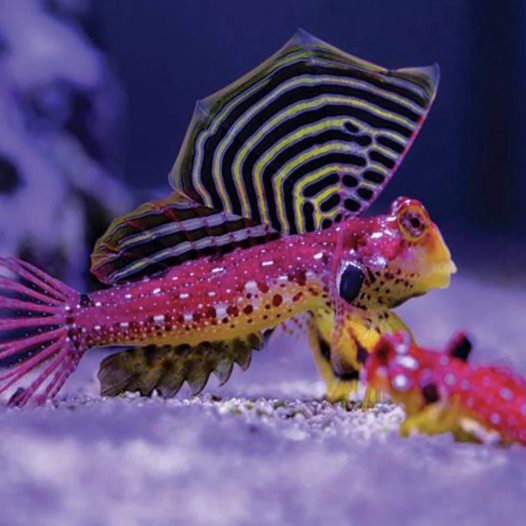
[98,333,265,398]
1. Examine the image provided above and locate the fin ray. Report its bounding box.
[98,333,266,398]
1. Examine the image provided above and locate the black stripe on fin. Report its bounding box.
[91,192,280,284]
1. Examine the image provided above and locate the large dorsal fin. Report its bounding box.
[90,192,279,284]
[170,29,439,234]
[97,332,266,398]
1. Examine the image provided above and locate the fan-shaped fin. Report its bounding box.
[170,29,439,235]
[90,192,279,284]
[97,332,266,398]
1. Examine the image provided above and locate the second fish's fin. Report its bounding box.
[98,332,266,398]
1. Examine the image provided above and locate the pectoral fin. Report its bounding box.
[311,304,413,404]
[98,332,265,398]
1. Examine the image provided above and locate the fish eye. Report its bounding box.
[338,262,365,304]
[398,206,428,240]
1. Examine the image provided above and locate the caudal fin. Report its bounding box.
[0,258,81,407]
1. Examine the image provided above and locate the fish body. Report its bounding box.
[0,197,454,406]
[365,333,526,446]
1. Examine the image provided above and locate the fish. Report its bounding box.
[0,30,453,407]
[364,332,526,446]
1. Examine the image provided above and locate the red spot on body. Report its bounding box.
[272,294,283,307]
[206,307,217,319]
[258,281,270,294]
[227,305,239,317]
[292,292,303,302]
[243,305,254,315]
[296,270,307,286]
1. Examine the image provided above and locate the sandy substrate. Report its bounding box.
[1,274,525,526]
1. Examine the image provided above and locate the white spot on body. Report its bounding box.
[120,322,129,329]
[392,374,410,391]
[313,252,324,261]
[444,373,456,386]
[208,291,217,297]
[500,388,513,401]
[212,267,225,274]
[124,294,132,300]
[245,281,258,292]
[395,355,419,370]
[179,293,190,300]
[153,315,165,324]
[490,413,501,425]
[261,260,274,267]
[95,302,102,307]
[184,314,193,323]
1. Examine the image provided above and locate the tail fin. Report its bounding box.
[0,257,81,407]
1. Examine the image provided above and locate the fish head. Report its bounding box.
[363,332,437,414]
[347,197,456,309]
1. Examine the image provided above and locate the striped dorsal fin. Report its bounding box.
[170,29,439,234]
[90,192,279,284]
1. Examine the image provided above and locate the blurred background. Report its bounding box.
[1,0,525,289]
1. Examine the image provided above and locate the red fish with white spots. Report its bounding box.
[0,31,453,406]
[365,333,526,446]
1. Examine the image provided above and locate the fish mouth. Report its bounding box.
[425,259,457,289]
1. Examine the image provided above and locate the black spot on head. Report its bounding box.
[449,334,472,362]
[422,383,440,404]
[321,218,333,229]
[0,156,22,195]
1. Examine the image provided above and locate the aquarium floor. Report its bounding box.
[1,274,525,526]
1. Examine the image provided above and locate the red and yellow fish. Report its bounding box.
[365,332,526,446]
[0,30,454,407]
